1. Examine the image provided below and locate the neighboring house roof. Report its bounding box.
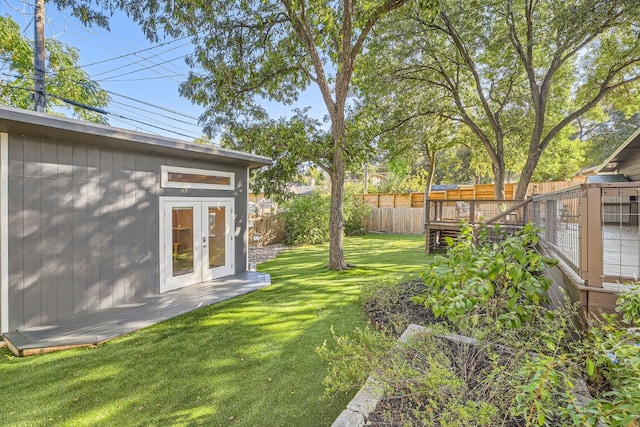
[596,126,640,174]
[431,184,458,191]
[0,105,271,169]
[290,185,316,195]
[585,174,629,183]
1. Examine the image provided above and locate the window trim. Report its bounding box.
[161,165,235,190]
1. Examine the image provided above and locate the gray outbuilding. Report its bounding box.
[0,105,271,337]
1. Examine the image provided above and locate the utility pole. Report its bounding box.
[33,0,46,112]
[363,163,368,194]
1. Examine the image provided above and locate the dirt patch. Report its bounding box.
[364,279,446,336]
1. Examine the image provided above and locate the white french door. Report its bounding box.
[160,198,234,292]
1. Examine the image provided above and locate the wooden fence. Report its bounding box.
[364,207,425,234]
[360,181,581,208]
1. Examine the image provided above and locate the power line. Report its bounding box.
[47,92,202,140]
[98,73,186,82]
[44,6,193,81]
[109,98,200,127]
[89,42,192,79]
[0,82,203,141]
[105,90,202,121]
[108,102,203,136]
[93,53,191,82]
[3,71,203,123]
[75,34,195,70]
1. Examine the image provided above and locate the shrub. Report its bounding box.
[615,281,640,326]
[282,187,371,245]
[317,328,501,426]
[413,223,556,330]
[283,191,330,245]
[343,186,371,236]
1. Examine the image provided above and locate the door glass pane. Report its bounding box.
[172,207,194,277]
[208,207,226,269]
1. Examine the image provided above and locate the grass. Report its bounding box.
[0,234,427,427]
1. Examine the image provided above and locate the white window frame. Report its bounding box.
[161,165,235,190]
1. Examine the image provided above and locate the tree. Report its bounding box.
[363,0,640,199]
[0,15,109,122]
[579,109,640,167]
[110,0,435,269]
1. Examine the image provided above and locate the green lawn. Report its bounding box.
[0,234,427,427]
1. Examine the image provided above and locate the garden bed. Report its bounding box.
[333,282,593,427]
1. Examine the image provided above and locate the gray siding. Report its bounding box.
[619,149,640,181]
[7,133,249,330]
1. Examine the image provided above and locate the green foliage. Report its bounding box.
[532,127,586,182]
[343,185,371,236]
[577,314,640,426]
[316,326,394,397]
[282,187,370,245]
[318,330,501,426]
[361,0,640,197]
[581,110,640,167]
[0,15,109,123]
[283,192,330,245]
[511,353,581,427]
[414,223,556,329]
[615,281,640,326]
[222,111,330,200]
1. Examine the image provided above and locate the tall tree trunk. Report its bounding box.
[328,144,348,270]
[493,161,506,200]
[515,153,539,199]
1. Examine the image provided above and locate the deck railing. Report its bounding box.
[530,182,640,288]
[426,184,640,317]
[529,187,582,275]
[425,199,530,252]
[426,199,530,226]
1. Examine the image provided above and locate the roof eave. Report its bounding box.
[595,126,640,174]
[0,105,272,169]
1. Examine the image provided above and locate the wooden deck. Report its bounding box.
[2,271,270,356]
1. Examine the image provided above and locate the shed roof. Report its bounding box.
[0,105,271,169]
[596,126,640,174]
[585,174,629,183]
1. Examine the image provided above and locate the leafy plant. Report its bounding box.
[615,281,640,326]
[578,314,640,427]
[283,191,330,245]
[511,353,581,427]
[318,329,501,426]
[316,326,394,398]
[413,223,556,329]
[343,185,372,236]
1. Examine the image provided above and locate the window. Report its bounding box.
[161,166,235,190]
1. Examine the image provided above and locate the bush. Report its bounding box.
[343,186,371,236]
[282,187,371,245]
[413,223,556,330]
[283,191,330,245]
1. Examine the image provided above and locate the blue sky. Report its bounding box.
[3,0,326,141]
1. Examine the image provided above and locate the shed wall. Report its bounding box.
[619,149,640,181]
[7,133,248,330]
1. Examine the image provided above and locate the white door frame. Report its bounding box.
[159,197,235,293]
[1,133,8,333]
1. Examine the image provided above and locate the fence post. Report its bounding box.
[580,186,603,288]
